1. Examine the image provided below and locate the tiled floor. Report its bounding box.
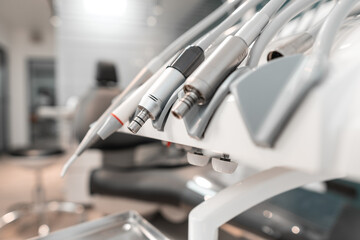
[0,154,103,240]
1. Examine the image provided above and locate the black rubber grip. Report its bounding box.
[168,45,204,78]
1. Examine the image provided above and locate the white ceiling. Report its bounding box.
[0,0,52,30]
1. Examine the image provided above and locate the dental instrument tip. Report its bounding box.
[171,90,199,119]
[127,109,150,134]
[97,115,123,140]
[60,154,78,177]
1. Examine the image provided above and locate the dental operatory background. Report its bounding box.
[1,0,360,239]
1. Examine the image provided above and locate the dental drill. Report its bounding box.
[126,0,263,134]
[97,24,248,140]
[60,0,242,177]
[171,0,287,119]
[97,64,166,139]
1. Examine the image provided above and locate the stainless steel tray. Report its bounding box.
[31,211,169,240]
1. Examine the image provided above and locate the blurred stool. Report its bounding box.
[0,148,85,237]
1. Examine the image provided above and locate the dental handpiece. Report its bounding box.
[172,0,288,119]
[128,46,205,133]
[97,62,170,139]
[98,24,246,139]
[60,0,241,177]
[127,0,263,134]
[98,25,249,139]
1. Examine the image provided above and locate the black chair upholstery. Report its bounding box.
[90,166,190,206]
[8,148,64,157]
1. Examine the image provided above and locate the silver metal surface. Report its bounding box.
[181,66,250,139]
[184,35,248,104]
[267,32,314,60]
[128,108,151,134]
[171,36,248,119]
[172,90,199,119]
[0,201,85,237]
[31,211,169,240]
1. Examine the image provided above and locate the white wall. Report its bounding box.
[2,0,219,147]
[0,22,9,151]
[56,0,220,104]
[0,22,9,47]
[7,27,55,147]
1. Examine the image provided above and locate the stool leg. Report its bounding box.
[0,165,86,236]
[34,169,45,206]
[33,169,50,236]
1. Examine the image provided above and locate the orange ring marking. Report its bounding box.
[111,113,124,125]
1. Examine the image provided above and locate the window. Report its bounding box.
[28,59,58,148]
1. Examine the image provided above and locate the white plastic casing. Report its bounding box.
[211,158,238,174]
[139,68,185,119]
[187,152,211,166]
